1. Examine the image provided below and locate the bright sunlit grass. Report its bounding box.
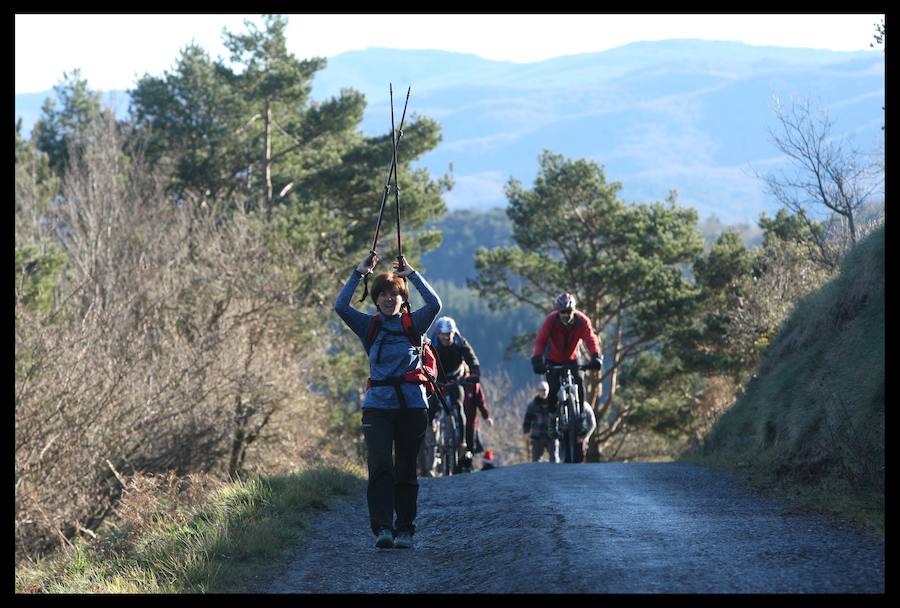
[15,464,366,594]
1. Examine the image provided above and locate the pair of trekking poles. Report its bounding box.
[358,84,450,410]
[358,83,411,304]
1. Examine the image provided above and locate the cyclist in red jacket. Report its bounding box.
[531,293,603,415]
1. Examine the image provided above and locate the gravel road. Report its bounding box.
[257,462,884,594]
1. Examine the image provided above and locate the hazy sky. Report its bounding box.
[15,13,884,94]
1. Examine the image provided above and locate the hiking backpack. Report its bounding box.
[365,311,440,396]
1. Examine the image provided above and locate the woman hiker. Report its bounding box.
[334,252,442,549]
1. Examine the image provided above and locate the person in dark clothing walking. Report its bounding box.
[334,253,441,549]
[522,380,559,462]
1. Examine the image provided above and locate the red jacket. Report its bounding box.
[533,310,601,364]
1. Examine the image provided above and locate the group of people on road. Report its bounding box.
[418,315,493,477]
[525,292,601,464]
[334,253,603,549]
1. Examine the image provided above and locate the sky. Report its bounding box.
[15,13,885,94]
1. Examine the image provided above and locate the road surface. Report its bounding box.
[257,462,884,593]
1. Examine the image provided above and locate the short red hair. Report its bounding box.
[370,272,408,305]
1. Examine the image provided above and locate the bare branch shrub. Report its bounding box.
[759,97,884,271]
[479,369,532,466]
[731,238,831,363]
[15,115,331,561]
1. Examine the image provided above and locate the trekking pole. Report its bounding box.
[359,83,411,302]
[391,83,407,274]
[387,84,414,314]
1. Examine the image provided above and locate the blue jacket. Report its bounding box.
[334,270,442,409]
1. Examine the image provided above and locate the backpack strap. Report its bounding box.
[365,314,383,353]
[366,311,420,351]
[400,310,422,347]
[366,375,409,407]
[366,314,409,362]
[365,311,446,405]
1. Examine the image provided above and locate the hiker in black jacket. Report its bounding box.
[522,380,559,463]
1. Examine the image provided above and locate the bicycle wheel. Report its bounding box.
[439,415,451,476]
[449,414,461,475]
[566,397,578,463]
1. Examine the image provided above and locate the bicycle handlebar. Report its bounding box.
[546,363,589,372]
[438,376,479,388]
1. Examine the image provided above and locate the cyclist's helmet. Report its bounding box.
[435,316,457,335]
[556,292,575,312]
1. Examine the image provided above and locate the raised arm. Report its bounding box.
[406,270,442,335]
[334,268,373,340]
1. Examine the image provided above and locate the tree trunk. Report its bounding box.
[587,313,622,462]
[263,102,273,219]
[228,395,249,480]
[606,313,622,414]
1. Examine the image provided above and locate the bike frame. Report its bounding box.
[433,376,474,476]
[547,364,585,464]
[433,402,458,476]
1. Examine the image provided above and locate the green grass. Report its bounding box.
[684,226,884,534]
[15,464,366,594]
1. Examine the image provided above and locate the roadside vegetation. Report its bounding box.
[15,466,365,593]
[684,226,884,532]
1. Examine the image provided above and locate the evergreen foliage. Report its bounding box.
[469,151,705,454]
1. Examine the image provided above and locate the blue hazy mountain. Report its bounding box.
[16,40,884,223]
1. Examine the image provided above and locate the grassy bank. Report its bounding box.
[15,465,366,593]
[685,226,884,532]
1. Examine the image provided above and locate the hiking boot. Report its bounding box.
[393,530,413,549]
[374,528,394,549]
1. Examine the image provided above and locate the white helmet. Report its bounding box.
[556,292,575,311]
[434,316,457,335]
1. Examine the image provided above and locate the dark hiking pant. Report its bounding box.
[361,407,428,536]
[530,436,559,462]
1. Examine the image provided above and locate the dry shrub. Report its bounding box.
[15,116,333,562]
[691,375,741,440]
[608,428,688,462]
[478,369,533,466]
[730,238,831,369]
[112,472,216,536]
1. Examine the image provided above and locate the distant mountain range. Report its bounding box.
[16,40,884,223]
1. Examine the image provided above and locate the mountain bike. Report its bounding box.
[546,363,588,464]
[433,376,474,476]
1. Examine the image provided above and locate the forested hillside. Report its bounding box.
[420,208,514,286]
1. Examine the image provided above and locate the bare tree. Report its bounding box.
[479,369,533,466]
[759,97,884,270]
[15,113,333,561]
